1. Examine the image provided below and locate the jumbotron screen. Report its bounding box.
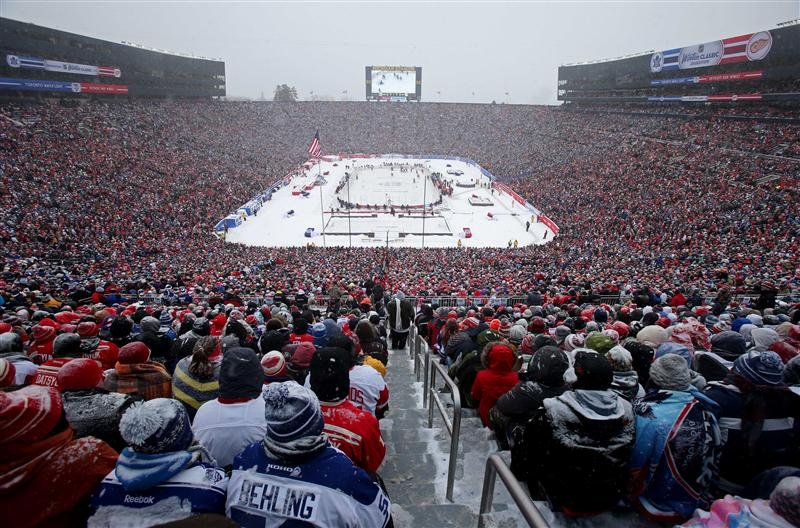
[365,65,422,102]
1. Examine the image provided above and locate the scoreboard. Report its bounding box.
[365,65,422,102]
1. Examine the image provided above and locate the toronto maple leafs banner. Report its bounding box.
[6,54,121,78]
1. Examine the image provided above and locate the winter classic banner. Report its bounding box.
[649,31,772,73]
[6,54,121,78]
[0,77,128,94]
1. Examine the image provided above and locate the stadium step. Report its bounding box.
[381,346,529,528]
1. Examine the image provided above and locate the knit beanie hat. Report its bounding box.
[655,342,693,367]
[585,332,615,355]
[118,341,151,364]
[783,356,800,386]
[310,347,351,402]
[637,325,669,348]
[220,347,263,399]
[284,342,317,371]
[53,333,83,358]
[572,350,613,390]
[747,314,764,328]
[140,316,160,334]
[649,354,691,391]
[733,351,785,386]
[711,331,747,358]
[262,382,326,460]
[554,325,572,343]
[261,351,288,382]
[527,346,568,387]
[0,385,62,443]
[508,324,527,344]
[311,323,328,347]
[563,333,585,352]
[0,358,15,387]
[57,358,105,391]
[489,319,501,332]
[770,476,800,527]
[606,345,633,372]
[119,398,193,454]
[260,329,290,354]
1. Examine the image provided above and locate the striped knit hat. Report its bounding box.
[733,351,785,386]
[261,351,288,381]
[262,382,325,458]
[0,385,62,443]
[0,358,15,387]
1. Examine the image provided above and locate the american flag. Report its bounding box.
[307,130,322,158]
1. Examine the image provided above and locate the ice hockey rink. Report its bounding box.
[223,156,554,248]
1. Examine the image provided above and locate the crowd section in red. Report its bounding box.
[1,101,798,302]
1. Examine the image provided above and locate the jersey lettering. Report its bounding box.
[238,478,318,521]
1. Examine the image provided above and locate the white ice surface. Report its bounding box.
[225,157,553,249]
[371,70,416,94]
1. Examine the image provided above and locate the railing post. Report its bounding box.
[427,362,435,429]
[446,377,461,502]
[422,344,430,408]
[477,458,498,528]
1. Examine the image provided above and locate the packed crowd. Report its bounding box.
[1,100,798,306]
[0,279,798,526]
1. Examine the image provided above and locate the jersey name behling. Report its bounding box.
[237,478,319,521]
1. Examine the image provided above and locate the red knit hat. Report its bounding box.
[57,358,105,391]
[0,322,13,334]
[261,351,288,380]
[0,358,16,387]
[118,342,151,364]
[0,385,62,443]
[76,321,99,338]
[489,319,501,332]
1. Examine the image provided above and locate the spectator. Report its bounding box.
[89,398,228,525]
[172,336,222,418]
[386,292,414,350]
[104,342,172,400]
[471,342,519,427]
[192,347,266,467]
[227,382,391,527]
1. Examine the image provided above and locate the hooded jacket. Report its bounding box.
[62,388,137,452]
[471,344,519,426]
[629,389,722,523]
[527,389,635,515]
[611,370,644,402]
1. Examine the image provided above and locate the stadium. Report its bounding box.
[0,9,799,528]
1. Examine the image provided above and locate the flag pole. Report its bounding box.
[319,158,326,248]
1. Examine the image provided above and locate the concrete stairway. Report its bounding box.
[380,344,528,528]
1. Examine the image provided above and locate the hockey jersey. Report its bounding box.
[320,399,385,473]
[348,364,389,416]
[227,443,391,528]
[90,461,228,525]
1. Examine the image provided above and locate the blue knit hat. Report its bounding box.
[733,352,785,386]
[655,342,693,367]
[262,382,324,449]
[158,312,173,328]
[311,322,328,347]
[119,398,193,454]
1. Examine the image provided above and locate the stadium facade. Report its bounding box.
[558,22,800,105]
[0,17,225,98]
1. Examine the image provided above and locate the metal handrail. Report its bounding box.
[477,453,550,528]
[427,359,461,502]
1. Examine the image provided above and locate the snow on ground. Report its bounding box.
[225,157,553,249]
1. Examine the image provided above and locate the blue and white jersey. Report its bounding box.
[227,443,391,528]
[90,464,228,520]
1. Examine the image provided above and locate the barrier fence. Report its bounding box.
[478,454,550,528]
[427,355,461,503]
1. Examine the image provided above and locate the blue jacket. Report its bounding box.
[630,389,722,523]
[90,448,228,523]
[227,442,391,527]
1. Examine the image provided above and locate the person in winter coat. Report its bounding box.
[288,317,315,345]
[444,323,479,366]
[310,346,386,473]
[27,323,57,363]
[227,382,392,527]
[172,317,211,365]
[526,350,635,516]
[703,351,800,495]
[192,347,266,468]
[493,345,568,471]
[57,357,137,452]
[104,341,172,400]
[172,336,222,419]
[694,331,748,383]
[607,345,644,402]
[386,291,414,350]
[0,332,38,385]
[629,354,723,523]
[0,385,118,527]
[88,398,228,526]
[355,319,388,366]
[33,332,85,388]
[472,342,519,427]
[135,316,175,371]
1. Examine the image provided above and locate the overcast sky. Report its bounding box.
[2,1,798,103]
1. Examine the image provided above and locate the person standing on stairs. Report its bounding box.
[386,291,414,350]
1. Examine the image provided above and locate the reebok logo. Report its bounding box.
[123,495,155,504]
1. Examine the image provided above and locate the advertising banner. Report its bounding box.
[6,54,121,77]
[650,31,772,73]
[647,93,762,102]
[651,70,763,86]
[0,76,128,94]
[0,76,79,93]
[538,215,560,236]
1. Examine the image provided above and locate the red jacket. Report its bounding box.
[32,358,73,389]
[320,399,386,473]
[28,326,57,363]
[471,344,518,426]
[289,333,315,345]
